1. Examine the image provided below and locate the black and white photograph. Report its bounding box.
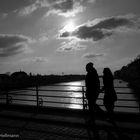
[0,0,140,139]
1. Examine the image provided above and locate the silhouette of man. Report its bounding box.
[85,62,100,122]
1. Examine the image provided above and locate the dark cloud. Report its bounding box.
[0,0,31,13]
[17,0,95,17]
[59,26,112,41]
[47,0,85,17]
[59,14,140,41]
[73,27,112,41]
[0,34,32,57]
[59,31,70,38]
[53,0,74,12]
[82,53,104,59]
[93,16,134,30]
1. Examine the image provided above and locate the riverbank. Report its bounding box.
[128,80,140,90]
[114,55,140,90]
[0,74,85,92]
[115,78,140,111]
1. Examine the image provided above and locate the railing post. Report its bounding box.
[139,103,140,114]
[6,89,9,105]
[82,86,85,111]
[36,85,39,107]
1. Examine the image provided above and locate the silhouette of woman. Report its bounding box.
[102,68,117,121]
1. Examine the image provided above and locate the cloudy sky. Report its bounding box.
[0,0,140,75]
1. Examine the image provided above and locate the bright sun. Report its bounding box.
[63,20,76,32]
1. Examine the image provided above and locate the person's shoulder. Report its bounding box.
[92,67,97,73]
[93,67,97,71]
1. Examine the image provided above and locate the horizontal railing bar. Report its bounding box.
[13,99,82,105]
[114,87,132,89]
[0,94,139,101]
[46,85,133,89]
[41,91,140,95]
[44,101,139,108]
[0,98,36,102]
[2,98,81,105]
[94,104,139,108]
[8,93,36,96]
[9,89,40,92]
[9,90,31,93]
[97,104,139,108]
[40,85,84,87]
[1,94,139,101]
[115,105,139,108]
[0,98,139,108]
[116,99,139,101]
[115,92,140,95]
[0,97,139,102]
[4,94,83,99]
[97,98,139,101]
[3,93,83,99]
[39,95,82,99]
[100,92,140,95]
[12,99,139,108]
[37,89,83,93]
[1,91,140,100]
[38,84,131,88]
[49,85,137,89]
[12,99,36,102]
[43,100,84,105]
[10,85,131,89]
[10,89,83,93]
[55,85,134,89]
[9,90,140,95]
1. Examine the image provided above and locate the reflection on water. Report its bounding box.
[58,81,83,86]
[58,81,83,92]
[0,80,139,113]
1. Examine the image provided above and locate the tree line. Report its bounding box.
[0,71,85,91]
[114,55,140,89]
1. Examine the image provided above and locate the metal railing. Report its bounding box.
[0,84,140,113]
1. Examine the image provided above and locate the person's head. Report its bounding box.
[103,67,113,77]
[86,62,94,72]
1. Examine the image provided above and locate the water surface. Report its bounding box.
[0,79,139,113]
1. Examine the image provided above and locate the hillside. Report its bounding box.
[114,55,140,89]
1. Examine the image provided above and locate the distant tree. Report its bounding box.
[114,54,140,87]
[0,74,10,91]
[11,71,28,88]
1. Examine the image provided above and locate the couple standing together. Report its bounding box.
[85,62,117,122]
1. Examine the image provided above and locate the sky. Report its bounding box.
[0,0,140,75]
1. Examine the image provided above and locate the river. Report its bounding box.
[0,79,139,114]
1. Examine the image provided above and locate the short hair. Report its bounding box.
[86,62,94,72]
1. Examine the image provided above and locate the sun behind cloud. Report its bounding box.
[63,20,76,32]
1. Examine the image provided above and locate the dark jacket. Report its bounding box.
[103,74,117,102]
[85,68,100,100]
